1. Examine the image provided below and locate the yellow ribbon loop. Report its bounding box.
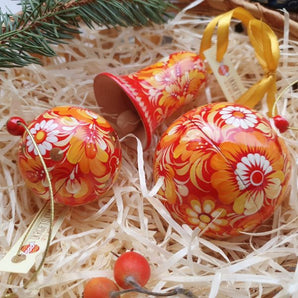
[199,7,280,117]
[199,7,255,62]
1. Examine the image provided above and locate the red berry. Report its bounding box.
[83,277,119,298]
[273,115,289,133]
[114,251,151,289]
[6,117,26,136]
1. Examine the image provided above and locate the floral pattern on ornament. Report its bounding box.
[219,105,258,129]
[51,163,98,206]
[26,119,59,155]
[211,134,285,216]
[235,153,273,190]
[153,102,292,237]
[155,146,190,204]
[18,106,121,206]
[186,198,229,232]
[18,155,47,196]
[154,117,216,205]
[129,51,207,124]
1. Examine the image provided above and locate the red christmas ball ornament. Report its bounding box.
[17,106,122,206]
[273,115,289,133]
[153,102,292,238]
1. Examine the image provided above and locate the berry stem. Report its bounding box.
[111,251,120,258]
[110,277,197,298]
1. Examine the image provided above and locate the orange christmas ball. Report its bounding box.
[153,102,292,237]
[18,106,122,206]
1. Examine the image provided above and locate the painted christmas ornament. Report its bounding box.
[153,102,292,238]
[94,51,207,149]
[16,106,122,206]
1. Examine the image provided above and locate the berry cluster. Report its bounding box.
[83,251,196,298]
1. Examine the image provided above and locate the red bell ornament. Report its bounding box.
[153,102,292,238]
[94,51,207,149]
[16,106,122,206]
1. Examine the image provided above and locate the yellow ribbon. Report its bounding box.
[199,7,280,117]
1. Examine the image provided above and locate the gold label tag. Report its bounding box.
[204,46,246,102]
[0,202,67,274]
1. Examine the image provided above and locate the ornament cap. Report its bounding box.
[273,115,289,133]
[6,117,26,136]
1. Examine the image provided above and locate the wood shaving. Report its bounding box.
[0,2,297,297]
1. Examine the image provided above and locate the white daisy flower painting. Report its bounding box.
[26,119,59,155]
[220,105,258,129]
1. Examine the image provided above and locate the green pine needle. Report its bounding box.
[0,0,175,69]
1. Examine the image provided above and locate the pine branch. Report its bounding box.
[0,0,174,69]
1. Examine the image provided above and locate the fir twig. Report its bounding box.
[0,0,174,69]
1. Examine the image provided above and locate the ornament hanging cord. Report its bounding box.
[3,121,55,297]
[272,79,298,131]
